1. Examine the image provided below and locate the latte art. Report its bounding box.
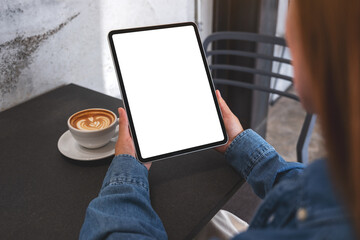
[76,115,112,130]
[70,109,115,131]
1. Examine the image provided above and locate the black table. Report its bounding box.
[0,84,243,240]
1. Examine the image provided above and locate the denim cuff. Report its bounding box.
[225,129,276,180]
[101,154,149,192]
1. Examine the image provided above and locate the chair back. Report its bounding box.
[203,31,297,100]
[203,32,316,164]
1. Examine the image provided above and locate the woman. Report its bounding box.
[80,0,359,239]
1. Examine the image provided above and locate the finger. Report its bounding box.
[216,89,221,101]
[118,108,129,136]
[216,90,233,117]
[216,90,225,109]
[144,162,152,171]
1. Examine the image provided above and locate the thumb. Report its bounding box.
[118,108,129,136]
[216,90,233,118]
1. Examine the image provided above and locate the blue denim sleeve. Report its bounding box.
[79,155,167,240]
[225,129,304,199]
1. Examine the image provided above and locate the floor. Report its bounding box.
[266,91,327,163]
[222,88,327,223]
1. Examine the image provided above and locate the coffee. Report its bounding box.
[70,109,115,131]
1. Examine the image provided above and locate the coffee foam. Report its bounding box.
[70,110,115,131]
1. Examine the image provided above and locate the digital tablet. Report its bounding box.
[108,22,227,163]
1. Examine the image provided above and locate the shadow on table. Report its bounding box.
[61,154,113,167]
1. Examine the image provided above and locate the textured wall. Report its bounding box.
[1,0,212,112]
[0,0,102,111]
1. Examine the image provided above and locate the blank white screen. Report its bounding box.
[113,25,224,159]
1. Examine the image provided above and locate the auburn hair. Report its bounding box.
[294,0,360,235]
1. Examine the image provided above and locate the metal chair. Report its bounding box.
[203,32,316,164]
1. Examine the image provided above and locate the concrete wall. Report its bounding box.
[0,0,213,112]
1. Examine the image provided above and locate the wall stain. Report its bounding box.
[4,7,24,17]
[0,12,80,95]
[0,5,24,21]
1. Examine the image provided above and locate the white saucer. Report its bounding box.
[57,130,116,161]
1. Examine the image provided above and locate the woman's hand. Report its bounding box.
[115,108,151,170]
[215,90,244,154]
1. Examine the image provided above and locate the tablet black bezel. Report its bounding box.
[108,22,228,163]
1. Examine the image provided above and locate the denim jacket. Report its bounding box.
[80,129,355,239]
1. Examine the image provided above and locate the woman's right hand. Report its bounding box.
[215,90,244,154]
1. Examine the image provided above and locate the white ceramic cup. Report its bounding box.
[67,108,119,149]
